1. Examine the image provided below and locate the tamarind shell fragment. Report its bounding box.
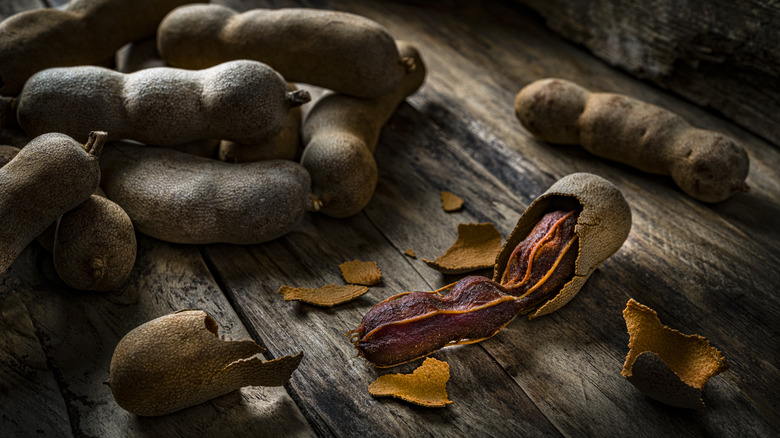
[493,172,632,318]
[109,309,303,416]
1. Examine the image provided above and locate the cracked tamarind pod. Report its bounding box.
[157,4,413,99]
[301,41,425,218]
[109,309,303,416]
[0,0,202,97]
[514,78,749,203]
[350,173,631,367]
[17,60,309,146]
[1,131,105,275]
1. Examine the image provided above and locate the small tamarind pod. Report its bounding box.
[351,173,631,366]
[0,0,201,96]
[0,131,106,274]
[17,60,310,146]
[157,4,413,98]
[53,193,136,291]
[100,142,316,245]
[515,78,749,203]
[300,41,426,218]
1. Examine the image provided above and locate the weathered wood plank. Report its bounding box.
[514,0,780,145]
[201,211,562,437]
[2,236,316,437]
[0,292,72,437]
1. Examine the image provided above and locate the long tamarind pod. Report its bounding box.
[100,143,314,245]
[515,78,749,203]
[300,41,426,218]
[17,60,309,146]
[158,4,413,98]
[0,0,201,96]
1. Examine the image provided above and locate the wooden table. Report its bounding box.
[2,0,779,436]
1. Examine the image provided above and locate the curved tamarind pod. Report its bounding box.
[515,78,749,203]
[100,142,315,245]
[158,4,412,98]
[17,60,309,146]
[300,41,426,218]
[1,131,105,274]
[0,145,20,167]
[0,0,201,96]
[351,173,631,366]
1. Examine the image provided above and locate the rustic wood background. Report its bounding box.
[1,0,779,437]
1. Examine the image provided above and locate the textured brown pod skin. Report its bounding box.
[158,4,409,98]
[109,309,303,416]
[493,172,632,318]
[17,60,309,145]
[53,194,136,291]
[515,78,749,203]
[100,142,314,244]
[0,0,201,96]
[218,84,303,163]
[0,131,105,274]
[300,41,426,218]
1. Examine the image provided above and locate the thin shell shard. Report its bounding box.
[339,260,382,286]
[493,173,631,318]
[368,357,453,407]
[622,299,729,409]
[278,284,369,307]
[108,309,303,416]
[404,248,417,258]
[441,191,464,212]
[424,222,503,274]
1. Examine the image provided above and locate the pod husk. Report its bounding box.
[622,299,729,409]
[493,173,631,318]
[109,309,303,416]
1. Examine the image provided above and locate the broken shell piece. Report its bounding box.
[404,248,417,258]
[339,260,382,286]
[441,191,464,212]
[622,299,729,409]
[493,173,631,318]
[368,357,453,407]
[278,284,369,307]
[108,309,303,416]
[424,222,503,274]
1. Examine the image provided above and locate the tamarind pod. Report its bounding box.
[17,60,309,146]
[53,194,136,291]
[300,41,426,218]
[350,276,527,367]
[515,78,749,203]
[0,145,20,167]
[0,0,201,96]
[100,143,314,245]
[0,131,105,274]
[158,4,411,98]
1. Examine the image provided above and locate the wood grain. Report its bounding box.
[1,0,778,437]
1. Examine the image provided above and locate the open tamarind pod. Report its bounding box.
[493,172,632,318]
[350,173,631,367]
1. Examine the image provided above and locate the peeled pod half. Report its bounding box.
[108,309,303,416]
[493,172,632,318]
